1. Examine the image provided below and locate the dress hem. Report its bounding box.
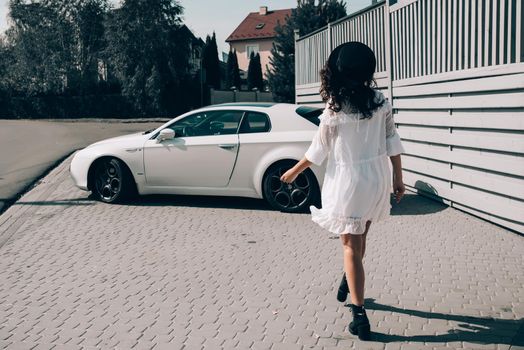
[309,204,391,235]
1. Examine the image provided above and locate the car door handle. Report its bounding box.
[218,144,237,150]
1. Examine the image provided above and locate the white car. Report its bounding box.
[70,102,326,212]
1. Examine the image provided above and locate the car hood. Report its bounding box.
[87,132,148,148]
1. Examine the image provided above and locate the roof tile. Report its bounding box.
[226,8,293,42]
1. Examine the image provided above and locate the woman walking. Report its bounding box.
[280,42,405,340]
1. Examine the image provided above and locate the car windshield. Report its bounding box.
[296,106,323,126]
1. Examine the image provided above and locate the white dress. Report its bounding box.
[304,91,405,235]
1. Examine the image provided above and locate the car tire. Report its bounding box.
[263,160,320,213]
[92,158,135,203]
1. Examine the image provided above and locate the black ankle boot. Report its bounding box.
[337,272,349,302]
[348,304,371,341]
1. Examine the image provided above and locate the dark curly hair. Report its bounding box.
[319,42,385,119]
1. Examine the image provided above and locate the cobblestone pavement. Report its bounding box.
[0,156,523,350]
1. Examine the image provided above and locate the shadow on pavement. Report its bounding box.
[359,298,524,346]
[129,193,446,215]
[2,187,448,216]
[11,198,94,206]
[125,194,274,211]
[390,193,447,216]
[12,191,448,214]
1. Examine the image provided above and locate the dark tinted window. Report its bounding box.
[296,106,323,126]
[239,112,271,133]
[167,110,244,137]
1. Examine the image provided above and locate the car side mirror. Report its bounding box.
[157,129,175,142]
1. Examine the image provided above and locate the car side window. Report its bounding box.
[168,110,244,137]
[239,112,271,134]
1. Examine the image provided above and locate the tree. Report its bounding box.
[247,52,263,91]
[0,35,13,92]
[226,49,240,89]
[319,0,348,24]
[75,0,107,92]
[225,49,241,90]
[202,32,220,89]
[267,0,347,102]
[266,19,295,103]
[0,36,12,113]
[5,0,108,95]
[294,0,347,36]
[105,0,190,115]
[232,49,241,89]
[6,0,76,95]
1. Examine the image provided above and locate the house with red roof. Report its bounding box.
[226,6,293,82]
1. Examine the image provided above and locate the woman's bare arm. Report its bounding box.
[280,157,313,183]
[389,154,405,203]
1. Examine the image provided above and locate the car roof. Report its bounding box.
[157,103,318,133]
[213,102,277,108]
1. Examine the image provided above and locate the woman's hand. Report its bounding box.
[393,178,405,203]
[280,157,313,184]
[389,155,404,203]
[280,168,299,184]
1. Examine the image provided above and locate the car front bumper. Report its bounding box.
[69,151,91,191]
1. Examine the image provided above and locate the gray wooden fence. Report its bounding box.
[295,0,524,233]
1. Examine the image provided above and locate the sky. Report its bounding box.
[0,0,372,54]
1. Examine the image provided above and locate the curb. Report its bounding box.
[0,154,75,248]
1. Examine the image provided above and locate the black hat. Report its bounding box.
[327,42,376,82]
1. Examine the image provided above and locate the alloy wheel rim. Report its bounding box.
[269,167,310,210]
[95,160,121,201]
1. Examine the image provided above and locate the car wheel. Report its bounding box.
[263,161,320,213]
[92,158,133,203]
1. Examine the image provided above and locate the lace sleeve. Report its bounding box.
[304,105,338,166]
[384,101,405,156]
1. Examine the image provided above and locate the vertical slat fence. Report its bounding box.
[295,0,524,233]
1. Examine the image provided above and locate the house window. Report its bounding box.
[246,44,259,59]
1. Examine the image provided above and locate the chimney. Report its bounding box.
[259,6,268,15]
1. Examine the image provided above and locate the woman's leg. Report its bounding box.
[361,220,372,259]
[340,221,372,306]
[340,233,365,306]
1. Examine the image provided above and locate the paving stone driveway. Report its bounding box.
[0,155,523,350]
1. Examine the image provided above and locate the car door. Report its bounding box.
[230,111,274,188]
[143,110,244,188]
